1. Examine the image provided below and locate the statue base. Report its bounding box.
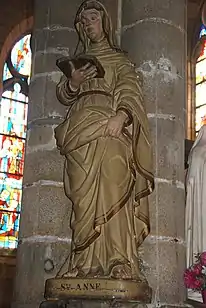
[40,299,148,308]
[42,277,152,304]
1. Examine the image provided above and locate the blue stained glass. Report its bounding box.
[0,172,22,210]
[0,173,22,248]
[200,24,206,38]
[3,63,12,81]
[0,172,22,249]
[11,34,32,76]
[0,34,32,249]
[0,96,28,138]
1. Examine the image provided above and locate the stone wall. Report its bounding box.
[122,0,187,305]
[0,1,33,307]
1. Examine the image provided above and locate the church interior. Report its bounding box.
[0,0,206,307]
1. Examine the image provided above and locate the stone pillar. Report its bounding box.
[12,1,119,308]
[122,0,187,306]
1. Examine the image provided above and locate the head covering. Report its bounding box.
[74,0,119,54]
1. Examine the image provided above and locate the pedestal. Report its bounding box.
[40,277,151,307]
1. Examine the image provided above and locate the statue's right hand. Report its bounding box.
[69,62,97,91]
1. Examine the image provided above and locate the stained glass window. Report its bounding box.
[0,34,31,248]
[199,24,206,38]
[195,26,206,133]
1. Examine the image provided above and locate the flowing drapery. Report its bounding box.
[55,39,154,278]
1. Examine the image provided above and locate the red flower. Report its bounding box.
[200,252,206,266]
[184,269,196,288]
[194,279,203,290]
[193,263,202,275]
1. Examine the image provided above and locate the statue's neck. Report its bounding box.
[88,37,110,53]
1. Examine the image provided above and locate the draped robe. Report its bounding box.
[55,39,154,279]
[186,126,206,267]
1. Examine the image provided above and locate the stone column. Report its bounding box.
[122,0,187,306]
[12,1,119,307]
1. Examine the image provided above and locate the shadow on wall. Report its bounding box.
[0,251,16,308]
[185,139,194,169]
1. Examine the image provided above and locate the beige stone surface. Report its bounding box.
[148,183,185,238]
[13,242,71,307]
[33,0,83,29]
[19,185,71,238]
[23,149,64,184]
[28,76,67,121]
[122,23,185,79]
[32,30,78,58]
[122,0,186,30]
[140,241,186,304]
[26,125,56,148]
[149,118,184,182]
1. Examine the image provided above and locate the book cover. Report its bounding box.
[56,55,105,79]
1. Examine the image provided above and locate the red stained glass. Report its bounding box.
[0,34,31,248]
[0,173,22,210]
[0,173,22,248]
[198,41,206,62]
[0,171,23,247]
[0,211,20,248]
[0,135,25,175]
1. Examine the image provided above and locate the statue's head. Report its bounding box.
[74,0,118,53]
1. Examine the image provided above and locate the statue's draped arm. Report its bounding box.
[114,59,154,238]
[114,60,145,130]
[56,75,79,106]
[114,59,153,178]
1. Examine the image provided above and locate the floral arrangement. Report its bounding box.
[184,252,206,291]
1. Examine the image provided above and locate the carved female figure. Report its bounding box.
[55,0,154,281]
[186,125,206,267]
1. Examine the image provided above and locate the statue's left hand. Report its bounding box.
[102,111,128,137]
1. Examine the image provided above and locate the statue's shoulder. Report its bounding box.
[114,50,135,68]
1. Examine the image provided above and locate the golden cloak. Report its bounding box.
[55,39,154,279]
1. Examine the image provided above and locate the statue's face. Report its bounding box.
[81,9,104,42]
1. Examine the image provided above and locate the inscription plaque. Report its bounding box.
[45,278,151,302]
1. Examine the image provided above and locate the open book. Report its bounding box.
[56,55,105,79]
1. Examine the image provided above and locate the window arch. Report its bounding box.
[195,24,206,133]
[0,34,32,249]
